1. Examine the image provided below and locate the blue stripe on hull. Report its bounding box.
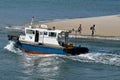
[16,43,66,55]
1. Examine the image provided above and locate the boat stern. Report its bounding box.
[8,35,19,42]
[64,47,89,55]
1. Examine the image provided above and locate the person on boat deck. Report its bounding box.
[90,24,95,36]
[53,26,55,30]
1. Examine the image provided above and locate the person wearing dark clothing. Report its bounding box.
[90,24,95,36]
[78,24,82,34]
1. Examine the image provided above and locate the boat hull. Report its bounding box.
[8,35,89,55]
[16,42,66,55]
[20,48,53,54]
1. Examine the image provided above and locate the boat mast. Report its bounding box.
[29,16,34,28]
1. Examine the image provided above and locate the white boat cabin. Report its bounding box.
[19,25,70,46]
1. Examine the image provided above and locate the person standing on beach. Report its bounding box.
[78,24,82,34]
[90,24,95,36]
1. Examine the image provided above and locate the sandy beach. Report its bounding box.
[26,15,120,37]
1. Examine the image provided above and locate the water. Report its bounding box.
[0,0,120,26]
[1,0,120,80]
[3,38,120,80]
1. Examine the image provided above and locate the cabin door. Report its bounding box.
[35,30,39,42]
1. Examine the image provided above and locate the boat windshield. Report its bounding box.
[26,29,35,34]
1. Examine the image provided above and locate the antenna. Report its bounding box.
[29,16,34,28]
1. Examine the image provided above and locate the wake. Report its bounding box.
[4,41,21,53]
[67,53,120,66]
[5,25,24,30]
[70,35,120,41]
[4,41,120,66]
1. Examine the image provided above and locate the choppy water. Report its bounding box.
[1,28,120,80]
[0,0,120,80]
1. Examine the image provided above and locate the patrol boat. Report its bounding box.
[8,22,88,55]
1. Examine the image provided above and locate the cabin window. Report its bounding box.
[26,29,35,34]
[44,32,48,35]
[49,32,56,37]
[39,32,43,35]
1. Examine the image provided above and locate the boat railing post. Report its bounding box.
[75,29,78,46]
[42,32,44,44]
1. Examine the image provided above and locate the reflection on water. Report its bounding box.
[20,54,66,80]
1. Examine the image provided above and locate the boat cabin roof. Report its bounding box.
[25,27,67,35]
